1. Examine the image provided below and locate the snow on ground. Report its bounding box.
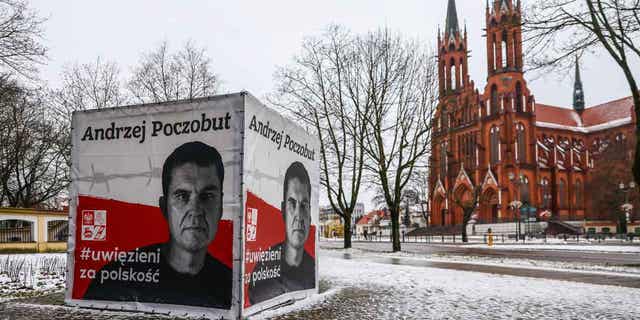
[263,251,640,319]
[0,253,66,301]
[464,243,640,253]
[429,253,640,276]
[323,247,640,276]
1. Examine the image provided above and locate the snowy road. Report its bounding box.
[263,251,640,320]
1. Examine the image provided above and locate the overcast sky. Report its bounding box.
[30,0,639,211]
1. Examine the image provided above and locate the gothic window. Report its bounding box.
[501,31,508,69]
[513,30,518,68]
[515,82,523,112]
[575,179,583,207]
[490,126,500,165]
[440,141,447,178]
[490,85,498,115]
[450,58,456,90]
[541,178,551,209]
[459,58,465,88]
[441,61,446,93]
[519,176,530,204]
[442,109,448,130]
[516,123,526,163]
[462,106,467,123]
[559,179,567,208]
[492,34,498,72]
[460,133,476,170]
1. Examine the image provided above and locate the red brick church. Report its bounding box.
[429,0,639,235]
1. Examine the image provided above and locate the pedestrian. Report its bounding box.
[363,229,368,240]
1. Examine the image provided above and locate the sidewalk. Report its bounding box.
[321,241,640,266]
[323,250,640,289]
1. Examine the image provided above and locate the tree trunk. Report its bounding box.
[343,217,352,249]
[390,207,401,252]
[461,212,469,243]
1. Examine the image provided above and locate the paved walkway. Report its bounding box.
[323,250,640,289]
[322,242,640,289]
[322,241,640,266]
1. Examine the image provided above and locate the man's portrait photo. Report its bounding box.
[249,161,316,305]
[84,141,232,309]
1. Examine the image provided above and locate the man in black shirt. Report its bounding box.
[84,141,232,309]
[249,161,315,305]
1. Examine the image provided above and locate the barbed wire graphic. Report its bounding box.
[73,158,161,192]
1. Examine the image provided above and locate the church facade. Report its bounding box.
[429,0,638,234]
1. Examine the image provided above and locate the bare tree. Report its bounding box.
[0,77,68,208]
[402,169,430,227]
[358,29,439,252]
[0,0,47,78]
[128,40,220,103]
[270,25,369,249]
[51,57,126,121]
[524,0,640,185]
[450,186,482,243]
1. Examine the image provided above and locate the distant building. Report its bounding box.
[355,209,389,237]
[407,205,428,229]
[319,206,342,238]
[319,203,365,238]
[0,207,68,252]
[353,203,365,228]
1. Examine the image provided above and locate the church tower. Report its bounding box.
[438,0,470,97]
[486,0,523,76]
[482,0,536,221]
[484,0,531,115]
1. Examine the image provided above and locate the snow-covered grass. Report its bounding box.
[263,251,640,319]
[0,253,66,301]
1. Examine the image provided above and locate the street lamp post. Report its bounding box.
[508,172,524,242]
[618,181,636,235]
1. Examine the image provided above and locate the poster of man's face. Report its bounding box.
[283,162,311,250]
[70,99,241,318]
[161,142,225,255]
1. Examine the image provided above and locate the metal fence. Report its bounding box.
[333,231,640,244]
[47,220,68,242]
[0,225,34,243]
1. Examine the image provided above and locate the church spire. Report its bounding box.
[573,57,585,112]
[494,0,512,11]
[445,0,460,37]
